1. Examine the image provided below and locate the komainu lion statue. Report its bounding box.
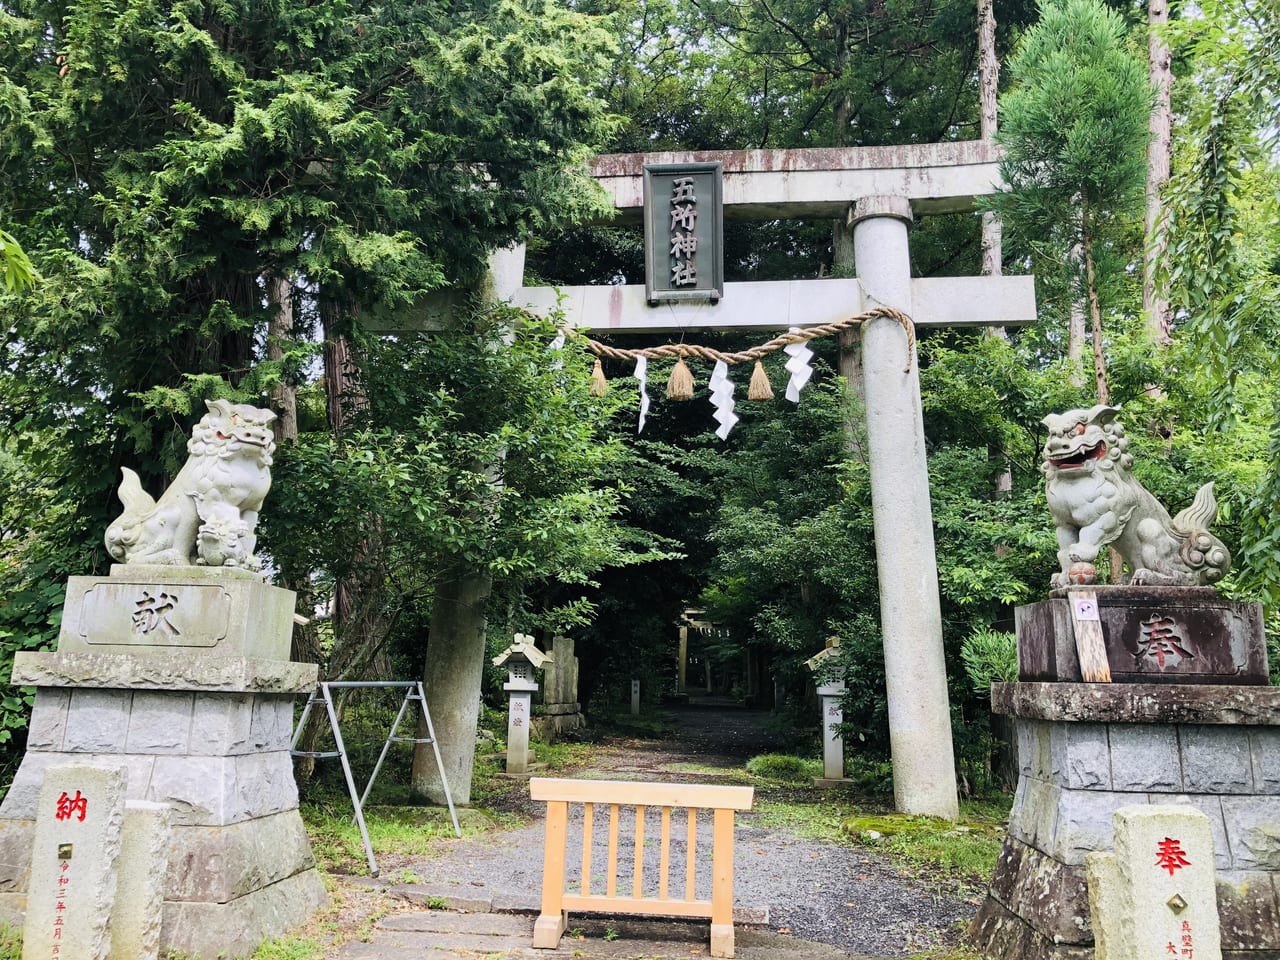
[1042,405,1230,589]
[105,400,277,569]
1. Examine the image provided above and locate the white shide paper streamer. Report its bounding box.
[634,356,650,434]
[782,327,814,403]
[708,359,739,440]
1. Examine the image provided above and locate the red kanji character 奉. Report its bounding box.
[1156,837,1191,875]
[55,790,87,822]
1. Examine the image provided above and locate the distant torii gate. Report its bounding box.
[381,141,1036,820]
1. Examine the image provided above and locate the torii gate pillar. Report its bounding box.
[854,196,958,819]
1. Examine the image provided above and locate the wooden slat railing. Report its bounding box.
[530,777,755,958]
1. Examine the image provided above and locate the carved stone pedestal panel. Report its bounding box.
[0,567,323,959]
[1018,587,1266,685]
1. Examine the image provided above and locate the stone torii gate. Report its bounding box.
[384,141,1036,820]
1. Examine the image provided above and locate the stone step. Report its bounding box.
[379,910,531,935]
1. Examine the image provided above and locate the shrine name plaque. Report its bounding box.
[643,161,724,305]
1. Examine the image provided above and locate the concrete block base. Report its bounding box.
[812,778,852,789]
[970,682,1280,960]
[0,683,324,957]
[160,868,329,959]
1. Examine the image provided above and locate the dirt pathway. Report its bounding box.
[325,702,978,959]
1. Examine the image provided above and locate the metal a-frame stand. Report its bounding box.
[291,680,461,876]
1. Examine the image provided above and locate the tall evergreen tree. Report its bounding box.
[986,0,1152,402]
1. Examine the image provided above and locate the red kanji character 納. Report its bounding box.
[55,790,87,823]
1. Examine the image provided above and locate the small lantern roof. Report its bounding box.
[804,637,841,672]
[492,632,554,669]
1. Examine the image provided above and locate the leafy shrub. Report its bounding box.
[959,628,1018,696]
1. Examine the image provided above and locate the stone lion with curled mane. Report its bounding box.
[1042,404,1230,589]
[104,399,276,569]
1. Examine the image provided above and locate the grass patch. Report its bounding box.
[0,923,18,960]
[532,739,595,772]
[302,800,491,874]
[753,792,1011,889]
[745,753,822,783]
[842,796,1012,886]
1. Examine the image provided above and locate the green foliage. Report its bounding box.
[744,753,821,783]
[0,228,38,292]
[0,0,623,732]
[0,922,18,960]
[960,629,1019,696]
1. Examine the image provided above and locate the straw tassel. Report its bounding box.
[666,358,694,400]
[747,360,774,401]
[589,358,609,396]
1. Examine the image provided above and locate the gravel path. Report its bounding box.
[359,702,978,957]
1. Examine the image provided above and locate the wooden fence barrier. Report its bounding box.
[529,777,755,958]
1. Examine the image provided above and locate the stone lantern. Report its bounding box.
[492,633,553,777]
[804,638,848,787]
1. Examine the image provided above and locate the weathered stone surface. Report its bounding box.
[1051,722,1112,789]
[1182,725,1255,794]
[1010,777,1060,854]
[0,821,33,893]
[1252,729,1280,793]
[167,812,316,902]
[191,693,255,755]
[59,573,295,661]
[26,690,69,751]
[248,694,294,751]
[1221,797,1280,871]
[984,835,1092,943]
[1217,872,1280,950]
[159,869,328,959]
[24,764,128,960]
[968,893,1094,960]
[112,801,170,960]
[1052,789,1144,863]
[1109,726,1181,791]
[1,757,160,824]
[146,751,297,826]
[63,688,132,752]
[1017,591,1266,685]
[12,650,317,693]
[126,691,195,754]
[993,682,1280,725]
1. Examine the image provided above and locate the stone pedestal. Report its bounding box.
[969,682,1280,960]
[533,636,583,742]
[815,680,848,787]
[1018,588,1266,685]
[0,566,324,959]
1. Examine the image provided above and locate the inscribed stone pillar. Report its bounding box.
[816,680,848,785]
[631,679,641,716]
[1087,804,1221,960]
[503,659,539,776]
[852,195,959,820]
[23,763,127,960]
